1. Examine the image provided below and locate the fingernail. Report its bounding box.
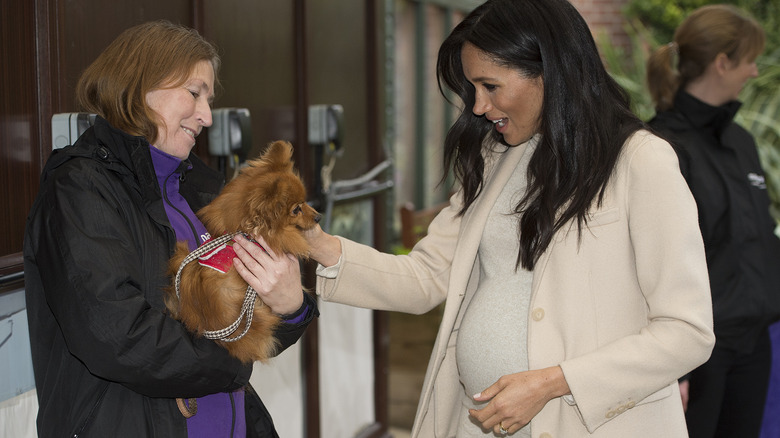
[473,393,481,399]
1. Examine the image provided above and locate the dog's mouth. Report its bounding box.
[293,215,322,229]
[296,214,322,227]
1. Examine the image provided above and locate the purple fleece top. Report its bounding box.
[150,145,246,438]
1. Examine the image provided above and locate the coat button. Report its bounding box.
[532,308,545,321]
[605,409,616,418]
[627,401,636,409]
[96,146,109,160]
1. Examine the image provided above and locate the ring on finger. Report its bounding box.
[499,421,508,435]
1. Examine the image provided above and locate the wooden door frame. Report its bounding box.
[295,1,390,437]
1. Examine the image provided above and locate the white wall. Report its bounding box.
[250,343,305,437]
[0,390,37,438]
[0,287,36,438]
[319,302,375,436]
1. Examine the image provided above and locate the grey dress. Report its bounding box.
[456,142,534,437]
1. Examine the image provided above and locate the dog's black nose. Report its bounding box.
[314,214,322,223]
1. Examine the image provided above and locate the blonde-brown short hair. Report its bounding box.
[76,20,221,145]
[647,5,765,111]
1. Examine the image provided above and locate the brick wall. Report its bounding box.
[570,0,631,49]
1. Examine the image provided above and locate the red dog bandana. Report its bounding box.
[197,236,265,273]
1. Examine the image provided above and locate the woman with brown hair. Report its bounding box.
[647,5,780,438]
[23,21,316,437]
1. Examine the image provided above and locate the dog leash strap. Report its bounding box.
[174,232,261,342]
[174,232,237,300]
[202,284,257,342]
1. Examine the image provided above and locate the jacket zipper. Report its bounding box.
[229,391,236,438]
[71,383,110,437]
[163,173,200,245]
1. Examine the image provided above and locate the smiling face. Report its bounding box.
[145,60,215,159]
[461,43,544,146]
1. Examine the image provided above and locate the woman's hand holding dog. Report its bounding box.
[232,234,304,316]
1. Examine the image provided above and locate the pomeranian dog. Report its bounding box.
[165,140,320,365]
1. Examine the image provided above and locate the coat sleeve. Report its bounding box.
[27,161,252,398]
[316,192,464,314]
[556,133,715,431]
[273,292,319,355]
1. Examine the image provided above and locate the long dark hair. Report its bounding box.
[437,0,644,270]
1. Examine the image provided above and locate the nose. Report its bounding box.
[472,91,491,116]
[749,62,759,78]
[198,101,213,127]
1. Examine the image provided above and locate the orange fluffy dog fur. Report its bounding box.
[165,140,320,364]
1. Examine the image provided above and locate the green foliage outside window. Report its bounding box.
[599,0,780,220]
[625,0,780,50]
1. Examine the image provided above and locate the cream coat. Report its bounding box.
[317,131,715,437]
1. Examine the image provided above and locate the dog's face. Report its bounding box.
[239,165,321,255]
[198,140,321,258]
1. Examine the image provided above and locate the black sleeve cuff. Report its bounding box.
[277,293,310,321]
[272,292,319,356]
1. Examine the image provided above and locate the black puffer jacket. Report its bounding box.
[649,91,780,353]
[23,116,316,437]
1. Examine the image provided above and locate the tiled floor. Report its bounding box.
[387,305,444,431]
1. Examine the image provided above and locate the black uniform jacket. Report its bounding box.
[23,116,317,437]
[649,91,780,352]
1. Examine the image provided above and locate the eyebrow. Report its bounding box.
[466,75,499,86]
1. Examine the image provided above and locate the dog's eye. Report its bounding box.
[292,205,302,215]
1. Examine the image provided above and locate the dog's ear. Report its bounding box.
[258,141,294,172]
[268,141,293,160]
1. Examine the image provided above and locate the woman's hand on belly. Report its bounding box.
[469,366,571,435]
